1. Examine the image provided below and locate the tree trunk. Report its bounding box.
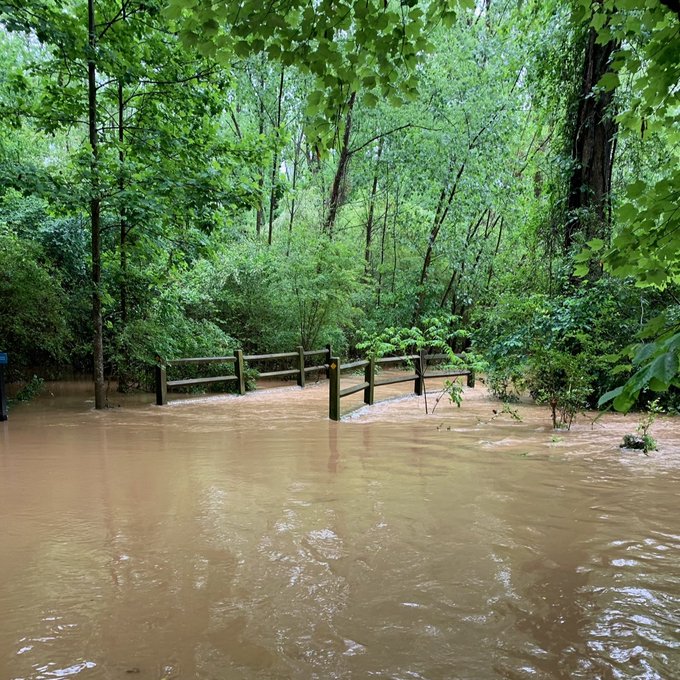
[268,67,285,245]
[286,127,303,257]
[88,0,105,409]
[364,137,383,273]
[413,157,466,323]
[391,183,400,295]
[118,79,127,326]
[324,91,356,238]
[564,28,618,253]
[255,70,265,237]
[376,188,390,306]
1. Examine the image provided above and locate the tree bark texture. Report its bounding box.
[564,28,618,252]
[118,79,128,326]
[88,0,105,409]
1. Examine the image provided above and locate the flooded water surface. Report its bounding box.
[1,381,679,679]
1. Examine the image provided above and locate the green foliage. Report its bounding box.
[474,277,651,423]
[599,320,680,412]
[621,433,657,453]
[431,379,464,414]
[13,375,45,402]
[0,227,71,378]
[111,315,237,392]
[168,0,474,147]
[0,0,675,417]
[525,348,591,430]
[279,234,359,350]
[574,0,680,409]
[620,398,662,453]
[486,369,525,403]
[357,315,466,360]
[357,314,474,415]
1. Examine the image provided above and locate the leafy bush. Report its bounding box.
[0,228,71,378]
[14,375,45,402]
[525,348,591,429]
[472,278,647,423]
[109,284,238,392]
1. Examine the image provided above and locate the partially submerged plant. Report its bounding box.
[14,375,44,402]
[524,347,591,430]
[621,399,661,454]
[431,379,463,414]
[476,401,522,425]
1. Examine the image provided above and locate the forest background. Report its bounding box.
[0,0,678,418]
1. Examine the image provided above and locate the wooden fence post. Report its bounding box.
[329,356,340,421]
[155,362,167,406]
[235,349,246,395]
[414,349,425,396]
[0,356,8,421]
[297,346,305,388]
[467,370,476,388]
[363,357,375,405]
[325,343,333,379]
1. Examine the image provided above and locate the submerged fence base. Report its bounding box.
[154,346,473,420]
[155,345,332,405]
[328,351,474,421]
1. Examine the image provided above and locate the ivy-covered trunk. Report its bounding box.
[564,28,618,253]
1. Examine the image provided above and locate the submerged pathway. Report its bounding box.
[1,381,679,679]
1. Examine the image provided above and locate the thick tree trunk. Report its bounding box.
[88,0,105,409]
[564,28,618,253]
[324,91,356,238]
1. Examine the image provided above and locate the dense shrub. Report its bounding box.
[472,277,652,420]
[0,228,71,378]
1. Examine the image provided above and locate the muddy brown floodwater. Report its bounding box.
[1,379,679,679]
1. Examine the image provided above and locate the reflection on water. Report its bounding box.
[1,381,679,679]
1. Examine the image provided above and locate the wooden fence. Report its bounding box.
[328,351,474,421]
[155,345,331,405]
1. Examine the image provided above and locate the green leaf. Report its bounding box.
[597,72,619,91]
[586,238,605,252]
[627,180,646,198]
[648,352,678,387]
[363,91,378,107]
[597,386,623,407]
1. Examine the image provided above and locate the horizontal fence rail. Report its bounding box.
[168,355,237,365]
[329,350,475,421]
[155,345,332,405]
